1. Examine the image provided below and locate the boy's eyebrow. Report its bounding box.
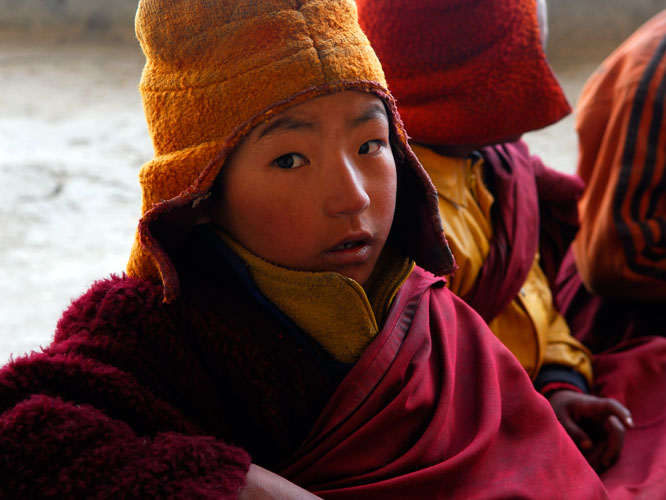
[348,103,389,129]
[254,101,388,141]
[255,116,318,140]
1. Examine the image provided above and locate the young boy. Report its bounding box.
[357,0,632,473]
[0,0,607,498]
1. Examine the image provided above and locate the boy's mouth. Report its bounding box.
[332,241,365,251]
[327,231,373,254]
[325,239,372,268]
[323,231,376,278]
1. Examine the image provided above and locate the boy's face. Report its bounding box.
[211,91,397,286]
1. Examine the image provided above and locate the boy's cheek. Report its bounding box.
[232,207,320,263]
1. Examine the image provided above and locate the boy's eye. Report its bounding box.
[359,140,383,155]
[272,153,307,169]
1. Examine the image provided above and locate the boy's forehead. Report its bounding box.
[252,91,388,139]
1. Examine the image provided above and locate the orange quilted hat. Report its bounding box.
[128,0,454,301]
[357,0,571,146]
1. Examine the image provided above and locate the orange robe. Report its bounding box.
[573,10,666,301]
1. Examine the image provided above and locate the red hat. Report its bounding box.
[357,0,571,146]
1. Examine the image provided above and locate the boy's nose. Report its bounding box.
[323,158,371,218]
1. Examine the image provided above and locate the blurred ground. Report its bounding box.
[1,42,150,361]
[0,2,662,362]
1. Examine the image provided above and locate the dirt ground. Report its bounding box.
[0,40,604,363]
[1,42,150,362]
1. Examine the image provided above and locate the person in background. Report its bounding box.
[357,0,632,472]
[556,9,666,498]
[557,9,666,352]
[0,0,608,498]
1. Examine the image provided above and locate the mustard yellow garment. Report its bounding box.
[412,144,592,383]
[219,230,413,364]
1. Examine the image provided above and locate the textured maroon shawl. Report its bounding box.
[593,337,666,499]
[462,141,584,322]
[277,267,607,499]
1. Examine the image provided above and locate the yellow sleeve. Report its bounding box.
[415,143,593,383]
[516,257,593,384]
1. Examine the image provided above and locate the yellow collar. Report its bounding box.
[217,230,413,363]
[410,144,485,209]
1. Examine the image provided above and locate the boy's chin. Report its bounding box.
[337,267,373,287]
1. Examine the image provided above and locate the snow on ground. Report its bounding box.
[0,40,604,364]
[1,42,151,362]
